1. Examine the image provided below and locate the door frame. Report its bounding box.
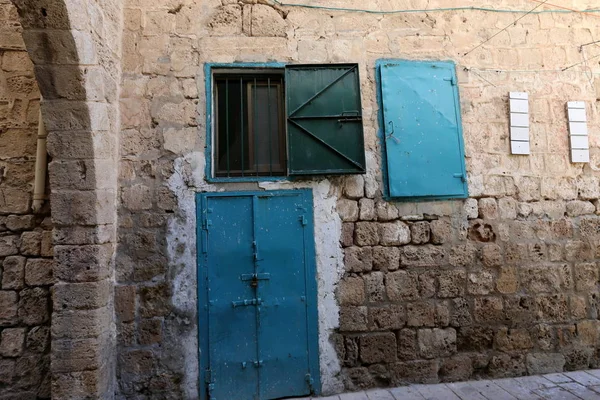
[196,189,321,399]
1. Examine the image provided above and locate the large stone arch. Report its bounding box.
[10,0,123,397]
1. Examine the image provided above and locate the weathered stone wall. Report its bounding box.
[0,1,52,398]
[117,0,600,397]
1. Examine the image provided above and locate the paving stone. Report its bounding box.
[389,386,425,400]
[445,382,488,400]
[494,378,544,399]
[544,373,573,384]
[365,389,395,400]
[339,392,368,400]
[533,386,582,400]
[468,381,517,400]
[412,383,461,400]
[512,376,555,391]
[558,382,600,400]
[564,371,600,387]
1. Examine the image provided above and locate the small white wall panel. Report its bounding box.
[509,92,530,155]
[567,101,589,163]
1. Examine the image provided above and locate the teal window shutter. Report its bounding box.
[285,64,366,175]
[380,60,468,199]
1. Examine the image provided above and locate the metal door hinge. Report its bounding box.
[444,76,457,86]
[305,373,315,393]
[205,369,213,384]
[453,173,466,182]
[300,215,307,226]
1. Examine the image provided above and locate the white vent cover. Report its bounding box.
[567,101,589,163]
[509,92,530,155]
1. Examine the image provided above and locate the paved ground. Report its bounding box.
[296,370,600,399]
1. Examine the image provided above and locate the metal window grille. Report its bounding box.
[214,73,286,178]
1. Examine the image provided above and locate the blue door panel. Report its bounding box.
[198,190,320,400]
[206,196,258,399]
[380,60,468,199]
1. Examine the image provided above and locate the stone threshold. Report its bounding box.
[294,369,600,399]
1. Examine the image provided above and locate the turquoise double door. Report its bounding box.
[197,189,320,400]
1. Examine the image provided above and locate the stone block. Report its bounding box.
[0,359,15,384]
[410,221,430,244]
[498,197,517,219]
[474,296,505,324]
[372,246,399,271]
[368,305,405,331]
[576,320,600,346]
[386,270,419,301]
[40,231,53,257]
[478,198,498,219]
[430,219,451,244]
[570,295,588,320]
[418,328,456,359]
[376,201,399,221]
[26,326,49,353]
[397,328,418,361]
[457,326,494,351]
[467,270,494,295]
[577,176,600,200]
[521,264,572,293]
[340,223,354,248]
[494,328,533,351]
[574,262,598,292]
[378,221,410,246]
[0,189,31,214]
[115,285,136,322]
[355,222,379,246]
[390,360,439,385]
[467,220,496,242]
[481,243,502,267]
[337,199,359,222]
[566,200,595,216]
[359,333,397,363]
[400,245,446,268]
[2,256,25,290]
[25,259,54,286]
[122,184,152,211]
[139,284,171,318]
[336,276,365,306]
[440,355,473,382]
[496,266,518,294]
[53,280,111,311]
[51,190,116,226]
[0,235,19,257]
[449,244,476,267]
[343,175,364,199]
[18,287,49,325]
[52,307,111,339]
[138,318,163,345]
[517,176,541,201]
[359,198,376,221]
[251,4,287,37]
[406,301,435,327]
[5,215,35,231]
[52,336,105,373]
[464,198,478,219]
[0,327,25,357]
[438,269,466,298]
[564,347,593,371]
[526,353,565,374]
[54,244,113,283]
[487,354,526,378]
[364,272,385,303]
[536,294,569,322]
[450,297,472,327]
[344,246,373,273]
[0,290,18,326]
[339,306,368,331]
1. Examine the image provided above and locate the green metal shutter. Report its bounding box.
[285,64,366,175]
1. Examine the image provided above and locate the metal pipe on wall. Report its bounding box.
[32,108,47,213]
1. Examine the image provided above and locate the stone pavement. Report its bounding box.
[296,370,600,399]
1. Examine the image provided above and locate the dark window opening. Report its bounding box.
[214,73,286,178]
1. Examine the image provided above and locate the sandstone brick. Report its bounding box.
[576,320,600,346]
[528,242,547,262]
[355,222,379,246]
[478,198,498,219]
[564,347,593,371]
[0,235,19,257]
[0,290,18,326]
[0,359,15,384]
[376,201,399,221]
[378,221,410,246]
[138,318,163,345]
[418,328,456,359]
[359,333,397,363]
[40,230,53,257]
[407,301,435,327]
[467,270,494,295]
[26,326,49,353]
[419,272,437,299]
[450,298,472,327]
[54,244,113,283]
[396,328,417,361]
[372,246,399,271]
[496,266,518,294]
[517,176,541,201]
[18,287,49,325]
[577,176,600,200]
[474,296,505,324]
[5,215,35,231]
[339,306,368,332]
[464,198,478,219]
[343,366,373,390]
[498,197,517,219]
[364,272,384,303]
[0,189,31,214]
[526,353,565,374]
[115,285,136,322]
[467,220,496,242]
[566,200,595,216]
[487,354,526,378]
[337,199,359,222]
[440,354,473,382]
[386,270,419,301]
[521,264,572,293]
[536,294,569,322]
[438,269,466,298]
[54,280,111,311]
[368,305,404,331]
[2,255,25,290]
[571,295,588,320]
[410,221,430,244]
[574,262,598,292]
[337,276,365,306]
[400,245,446,268]
[494,328,533,351]
[457,326,494,352]
[122,184,152,211]
[0,327,25,357]
[52,307,111,340]
[344,246,373,273]
[358,198,375,221]
[25,258,54,286]
[139,284,171,318]
[449,244,475,267]
[390,359,439,385]
[430,219,451,244]
[343,175,364,199]
[480,243,501,267]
